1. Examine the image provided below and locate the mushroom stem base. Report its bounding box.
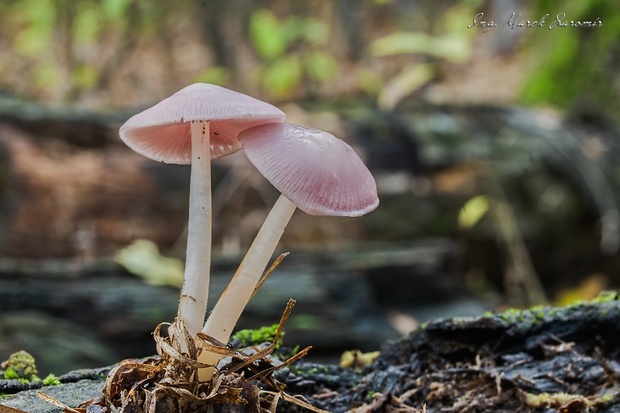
[198,194,297,379]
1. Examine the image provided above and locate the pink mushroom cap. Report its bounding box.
[239,123,379,217]
[119,83,285,164]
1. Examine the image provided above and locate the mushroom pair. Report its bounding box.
[121,84,285,339]
[119,84,378,373]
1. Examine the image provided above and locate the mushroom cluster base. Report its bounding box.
[3,294,620,412]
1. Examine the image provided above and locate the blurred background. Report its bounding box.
[1,0,619,376]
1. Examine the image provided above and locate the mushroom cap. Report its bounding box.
[239,123,379,217]
[119,83,285,164]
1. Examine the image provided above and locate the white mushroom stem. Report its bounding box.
[198,194,296,378]
[178,120,212,339]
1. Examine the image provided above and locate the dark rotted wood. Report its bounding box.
[0,96,125,148]
[277,294,620,412]
[3,297,620,412]
[0,241,461,375]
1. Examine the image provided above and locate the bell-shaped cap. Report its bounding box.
[119,83,285,164]
[239,123,379,217]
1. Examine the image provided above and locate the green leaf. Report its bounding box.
[437,1,485,34]
[430,33,472,64]
[281,16,305,43]
[193,66,230,86]
[13,0,55,56]
[249,9,287,60]
[32,63,62,90]
[368,32,434,57]
[261,56,302,98]
[378,63,434,110]
[114,239,184,288]
[303,50,338,82]
[72,64,99,90]
[102,0,133,20]
[300,17,329,46]
[73,5,102,47]
[357,67,383,95]
[369,31,471,63]
[458,195,490,229]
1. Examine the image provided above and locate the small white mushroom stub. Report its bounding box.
[239,123,379,217]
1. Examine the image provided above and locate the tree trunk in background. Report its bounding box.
[336,0,363,60]
[199,0,257,90]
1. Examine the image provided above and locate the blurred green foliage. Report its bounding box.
[249,9,338,99]
[114,239,184,288]
[0,0,185,100]
[0,0,616,112]
[459,195,490,230]
[368,2,479,109]
[521,0,620,115]
[193,66,231,87]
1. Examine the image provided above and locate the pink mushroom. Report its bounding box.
[199,123,378,374]
[119,83,284,340]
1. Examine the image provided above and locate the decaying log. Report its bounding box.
[0,96,123,148]
[281,293,620,412]
[2,296,620,412]
[0,241,461,376]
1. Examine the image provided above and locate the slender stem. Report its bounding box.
[178,121,212,339]
[198,194,297,377]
